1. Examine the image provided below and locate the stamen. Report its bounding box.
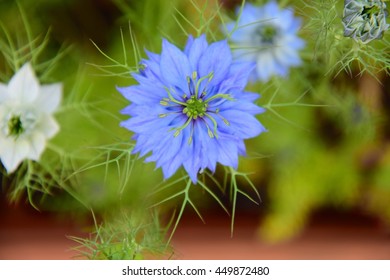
[173,116,193,137]
[159,111,180,118]
[203,120,214,138]
[204,112,219,138]
[208,72,214,82]
[205,93,234,103]
[195,72,213,98]
[163,71,235,142]
[192,71,197,80]
[187,76,194,95]
[214,109,230,126]
[164,87,187,106]
[188,123,195,144]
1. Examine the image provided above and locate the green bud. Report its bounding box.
[343,0,389,43]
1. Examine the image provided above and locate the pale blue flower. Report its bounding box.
[118,35,266,183]
[226,1,305,82]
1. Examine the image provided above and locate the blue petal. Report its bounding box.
[120,114,171,134]
[184,35,194,55]
[121,103,169,117]
[237,139,246,156]
[139,57,162,82]
[183,161,198,183]
[160,39,191,92]
[145,49,160,63]
[146,129,184,168]
[216,139,239,169]
[198,40,232,85]
[161,152,184,179]
[218,61,255,92]
[198,126,219,172]
[132,132,161,157]
[240,3,260,24]
[218,110,266,139]
[264,1,279,18]
[182,122,208,183]
[117,85,165,105]
[187,34,208,72]
[223,22,235,34]
[215,97,264,115]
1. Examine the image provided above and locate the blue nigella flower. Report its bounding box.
[118,35,266,183]
[225,1,305,82]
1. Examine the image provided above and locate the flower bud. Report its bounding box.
[343,0,389,43]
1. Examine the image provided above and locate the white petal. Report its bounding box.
[0,138,30,173]
[0,83,8,102]
[35,83,62,113]
[37,116,60,138]
[256,53,275,81]
[8,63,39,104]
[27,133,46,160]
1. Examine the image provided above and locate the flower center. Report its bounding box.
[182,95,207,119]
[361,4,380,19]
[2,110,38,139]
[8,115,24,137]
[8,116,24,137]
[255,24,279,45]
[159,71,233,142]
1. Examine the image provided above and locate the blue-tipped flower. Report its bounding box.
[118,35,266,183]
[343,0,389,43]
[225,1,305,82]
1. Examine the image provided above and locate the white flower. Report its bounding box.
[0,63,62,173]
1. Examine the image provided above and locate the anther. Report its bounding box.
[208,72,214,82]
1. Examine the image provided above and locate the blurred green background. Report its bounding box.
[0,0,390,259]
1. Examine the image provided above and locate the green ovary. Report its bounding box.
[8,115,24,137]
[182,95,207,119]
[362,5,380,18]
[256,25,279,44]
